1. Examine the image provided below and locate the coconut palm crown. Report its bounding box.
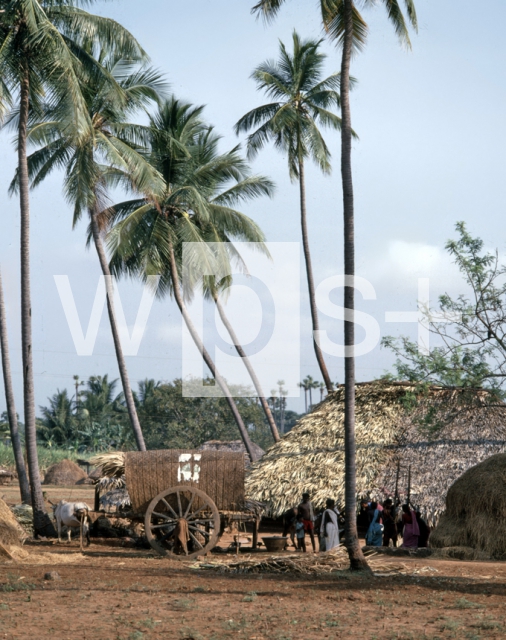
[235,31,344,180]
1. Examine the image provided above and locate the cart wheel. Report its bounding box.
[144,485,220,559]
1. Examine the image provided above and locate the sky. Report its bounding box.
[1,0,506,417]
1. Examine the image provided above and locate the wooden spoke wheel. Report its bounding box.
[144,485,220,559]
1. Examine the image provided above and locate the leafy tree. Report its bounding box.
[37,375,131,452]
[383,222,506,399]
[0,0,148,535]
[15,50,166,452]
[136,378,272,451]
[252,0,417,570]
[107,97,275,459]
[236,32,344,394]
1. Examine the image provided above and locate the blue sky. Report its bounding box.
[1,0,506,416]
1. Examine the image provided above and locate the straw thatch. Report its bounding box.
[430,453,506,558]
[43,459,87,485]
[89,452,125,478]
[90,450,247,514]
[246,381,506,525]
[125,450,245,514]
[0,498,25,548]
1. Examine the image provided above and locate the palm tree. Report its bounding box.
[38,389,76,448]
[0,0,147,535]
[298,379,309,413]
[0,269,30,503]
[14,51,167,452]
[107,98,275,460]
[236,31,344,394]
[252,0,417,570]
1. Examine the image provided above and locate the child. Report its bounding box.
[295,513,306,552]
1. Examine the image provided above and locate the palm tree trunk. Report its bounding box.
[213,294,280,442]
[299,158,333,393]
[0,269,31,504]
[90,214,146,451]
[340,0,369,571]
[168,244,259,462]
[18,69,55,536]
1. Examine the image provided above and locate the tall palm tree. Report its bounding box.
[252,0,417,570]
[1,0,147,535]
[236,31,345,394]
[0,269,31,503]
[107,99,275,460]
[13,51,166,452]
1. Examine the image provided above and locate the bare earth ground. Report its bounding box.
[1,485,506,639]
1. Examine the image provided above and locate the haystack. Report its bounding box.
[246,381,506,525]
[43,459,87,485]
[0,498,25,549]
[430,453,506,558]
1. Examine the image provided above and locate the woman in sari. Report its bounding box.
[401,504,420,548]
[320,499,340,552]
[365,502,384,546]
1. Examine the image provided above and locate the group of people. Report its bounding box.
[358,498,430,549]
[283,493,342,553]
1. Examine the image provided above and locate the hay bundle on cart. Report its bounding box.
[430,453,506,558]
[91,449,254,558]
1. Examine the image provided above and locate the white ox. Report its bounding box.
[52,501,91,549]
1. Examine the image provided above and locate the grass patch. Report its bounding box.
[454,598,484,610]
[242,591,257,602]
[0,443,92,474]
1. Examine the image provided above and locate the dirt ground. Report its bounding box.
[1,545,505,639]
[1,485,506,639]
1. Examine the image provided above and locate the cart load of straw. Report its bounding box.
[246,381,506,526]
[430,453,506,558]
[0,497,26,552]
[92,449,246,514]
[43,459,87,485]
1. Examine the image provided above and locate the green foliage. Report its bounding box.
[0,443,90,474]
[107,95,274,302]
[36,375,133,452]
[382,223,506,399]
[136,378,273,451]
[235,31,345,180]
[251,1,418,53]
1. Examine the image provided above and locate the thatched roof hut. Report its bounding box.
[245,381,506,524]
[43,459,87,485]
[430,453,506,558]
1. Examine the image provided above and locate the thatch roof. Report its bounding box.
[430,453,506,558]
[43,459,87,485]
[245,381,506,524]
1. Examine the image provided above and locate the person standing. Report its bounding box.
[365,501,384,547]
[282,505,298,549]
[320,498,340,552]
[295,514,306,552]
[298,492,316,552]
[401,504,420,548]
[382,499,398,548]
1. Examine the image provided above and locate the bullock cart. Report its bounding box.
[100,450,261,559]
